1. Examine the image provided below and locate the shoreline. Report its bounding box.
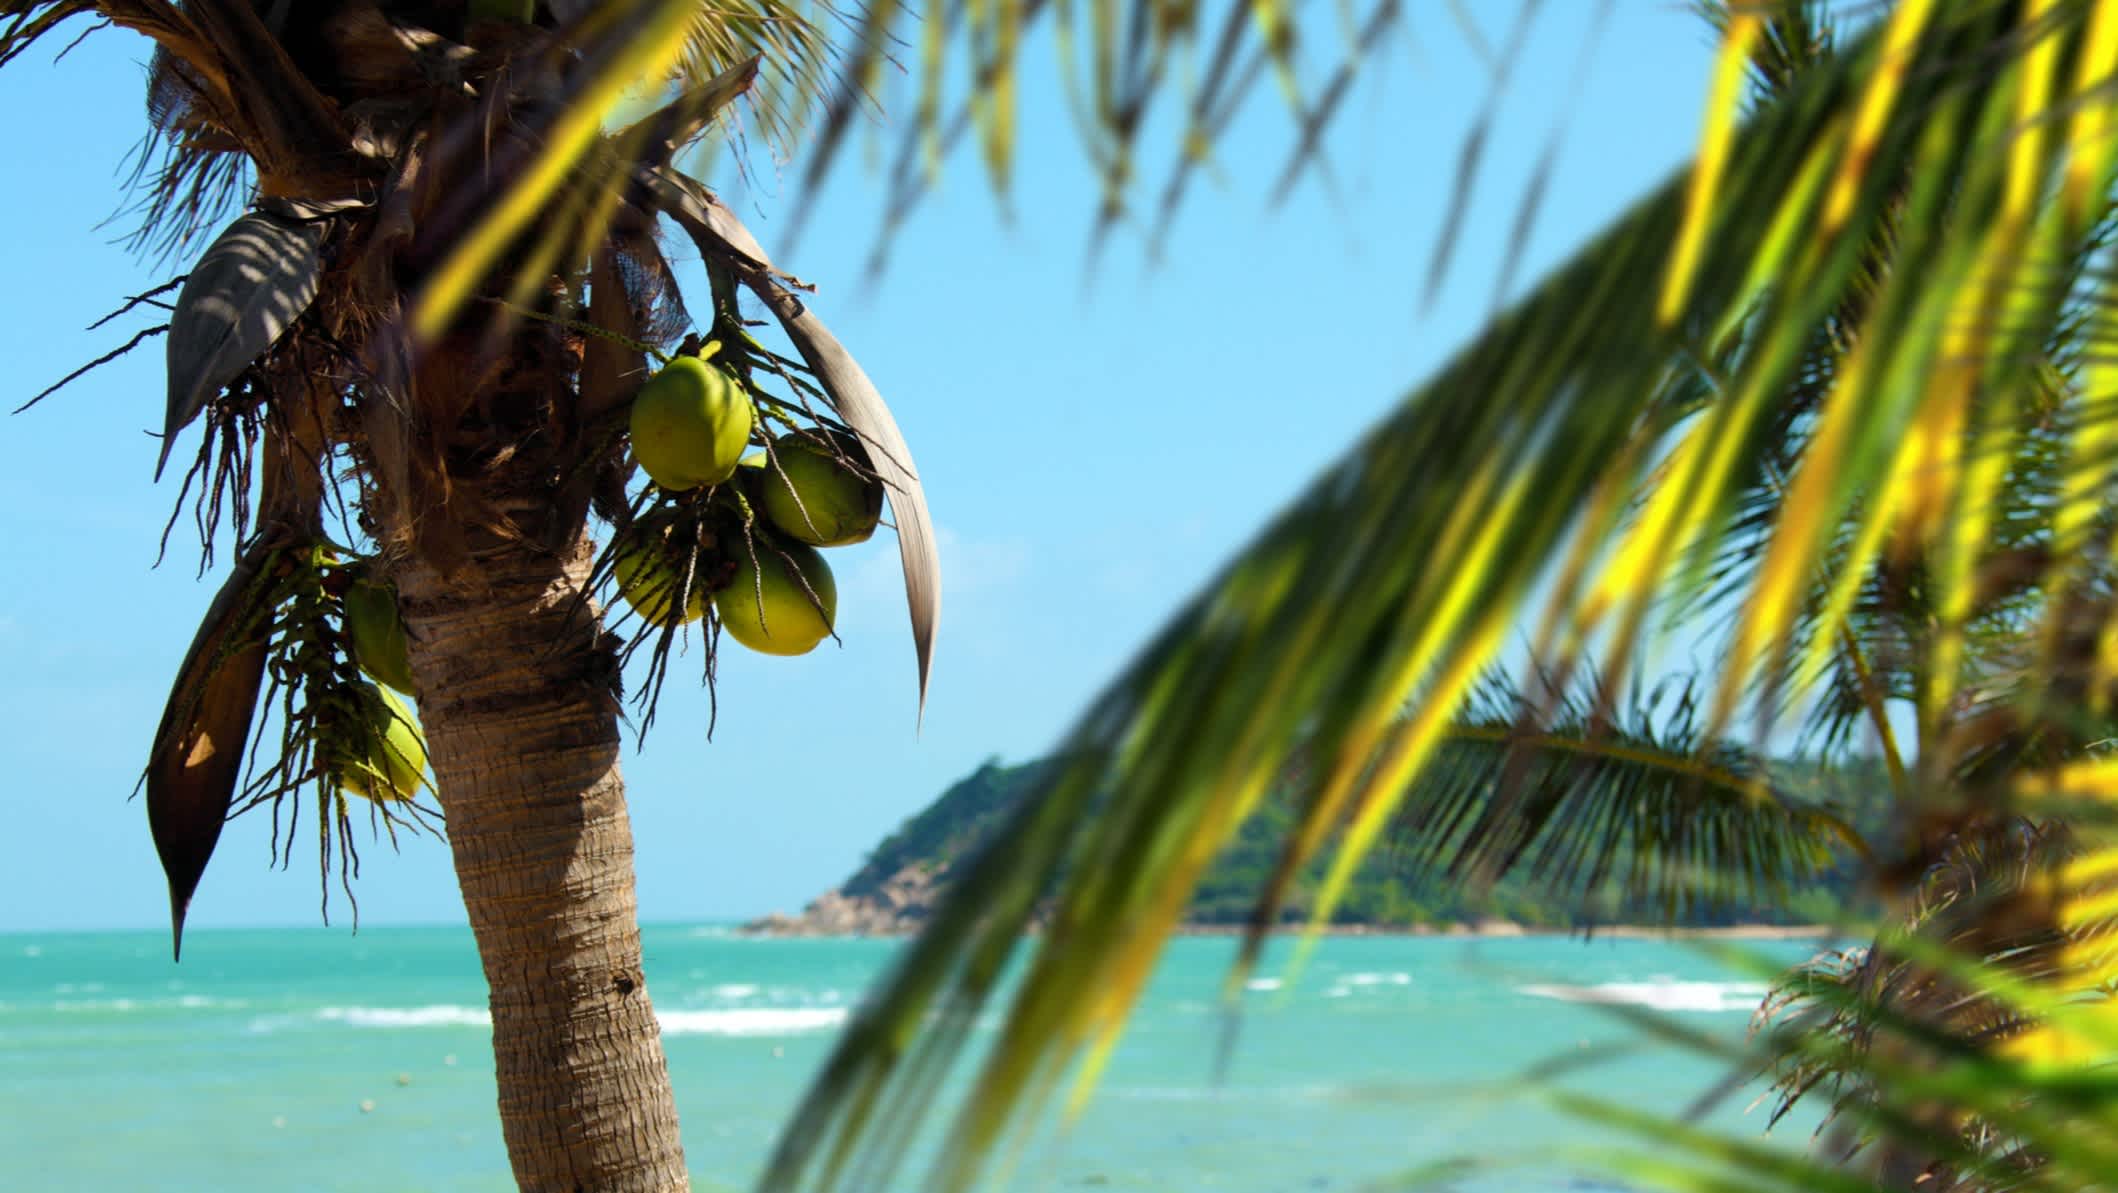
[1174,922,1834,940]
[738,920,1837,941]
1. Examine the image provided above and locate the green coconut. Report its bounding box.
[340,684,428,803]
[343,575,415,695]
[728,450,768,504]
[758,433,885,547]
[714,540,837,656]
[613,539,709,628]
[628,356,754,490]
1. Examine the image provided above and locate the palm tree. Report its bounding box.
[624,1,2118,1190]
[0,4,936,1190]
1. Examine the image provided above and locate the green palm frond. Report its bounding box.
[804,0,1401,258]
[441,1,1396,260]
[1377,672,1854,929]
[1411,864,2118,1193]
[666,0,837,158]
[757,5,2118,1190]
[1210,669,1861,967]
[1413,771,2118,1193]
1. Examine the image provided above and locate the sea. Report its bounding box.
[0,926,1838,1192]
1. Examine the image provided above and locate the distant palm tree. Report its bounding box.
[670,2,2118,1191]
[0,4,936,1190]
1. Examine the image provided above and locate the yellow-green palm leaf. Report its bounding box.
[757,4,2118,1191]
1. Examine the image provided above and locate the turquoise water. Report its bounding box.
[0,926,1830,1191]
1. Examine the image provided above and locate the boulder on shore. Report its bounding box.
[742,863,942,937]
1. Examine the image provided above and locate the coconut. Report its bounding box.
[714,540,837,656]
[628,356,754,490]
[728,450,768,503]
[613,539,710,627]
[340,684,428,803]
[758,432,885,547]
[343,575,415,695]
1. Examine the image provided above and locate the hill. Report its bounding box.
[745,754,1887,936]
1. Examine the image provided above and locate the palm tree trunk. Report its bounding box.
[398,529,689,1192]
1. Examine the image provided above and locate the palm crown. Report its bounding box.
[2,3,936,1187]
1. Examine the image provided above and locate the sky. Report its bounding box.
[0,5,1720,933]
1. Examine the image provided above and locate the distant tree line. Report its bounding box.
[842,754,1897,929]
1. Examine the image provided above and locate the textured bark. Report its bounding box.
[398,529,689,1192]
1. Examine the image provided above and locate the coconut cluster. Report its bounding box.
[336,567,429,803]
[619,349,886,657]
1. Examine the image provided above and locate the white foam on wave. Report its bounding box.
[1342,972,1413,987]
[659,1008,847,1037]
[308,1004,848,1037]
[1244,977,1283,992]
[53,998,138,1012]
[1516,979,1770,1013]
[53,995,246,1014]
[318,1005,492,1029]
[708,983,761,1000]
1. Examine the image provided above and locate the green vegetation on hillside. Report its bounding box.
[846,755,1893,928]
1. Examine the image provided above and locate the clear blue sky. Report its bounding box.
[0,6,1718,932]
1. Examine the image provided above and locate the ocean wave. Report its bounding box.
[660,1008,847,1037]
[305,1004,848,1037]
[49,995,246,1013]
[1106,1084,1341,1103]
[1341,972,1414,987]
[1515,979,1770,1013]
[1317,972,1417,1000]
[53,998,139,1012]
[670,982,847,1009]
[317,1005,491,1029]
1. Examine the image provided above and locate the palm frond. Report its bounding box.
[1509,766,2118,1193]
[0,3,248,253]
[439,1,1396,264]
[1756,823,2076,1128]
[1226,666,1860,973]
[667,0,838,162]
[795,0,1377,255]
[1380,672,1853,928]
[756,5,2118,1190]
[406,0,839,338]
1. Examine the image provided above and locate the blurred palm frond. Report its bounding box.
[750,4,2118,1191]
